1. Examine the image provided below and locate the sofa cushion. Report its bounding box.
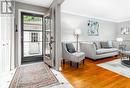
[66,43,76,53]
[96,48,118,55]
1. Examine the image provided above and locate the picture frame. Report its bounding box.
[121,27,129,35]
[88,20,99,36]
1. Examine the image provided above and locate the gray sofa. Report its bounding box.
[80,41,119,60]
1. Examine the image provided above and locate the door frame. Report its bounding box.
[21,12,44,63]
[18,9,45,66]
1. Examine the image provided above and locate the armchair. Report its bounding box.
[62,42,85,68]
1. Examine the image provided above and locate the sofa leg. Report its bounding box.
[77,63,79,68]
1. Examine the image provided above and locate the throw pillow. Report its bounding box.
[100,41,110,48]
[108,41,113,48]
[93,41,101,50]
[66,43,76,53]
[93,42,98,50]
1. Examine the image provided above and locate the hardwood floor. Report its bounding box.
[61,56,130,88]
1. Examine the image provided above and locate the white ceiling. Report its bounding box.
[61,0,130,22]
[15,0,53,8]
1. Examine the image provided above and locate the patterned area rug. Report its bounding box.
[9,62,59,88]
[97,59,130,78]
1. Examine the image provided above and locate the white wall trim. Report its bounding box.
[18,9,45,66]
[10,15,15,70]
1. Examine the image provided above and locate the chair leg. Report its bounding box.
[70,61,72,66]
[83,59,85,64]
[63,59,65,65]
[77,63,79,68]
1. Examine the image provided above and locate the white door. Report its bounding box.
[0,15,11,73]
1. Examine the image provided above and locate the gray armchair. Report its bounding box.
[62,42,85,68]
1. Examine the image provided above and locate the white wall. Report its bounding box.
[61,12,117,42]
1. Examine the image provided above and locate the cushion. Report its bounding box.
[96,48,118,55]
[100,41,110,48]
[66,43,76,53]
[72,52,85,58]
[93,41,101,50]
[93,42,98,50]
[108,41,113,48]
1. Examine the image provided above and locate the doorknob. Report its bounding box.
[49,41,54,46]
[50,41,55,44]
[3,44,5,46]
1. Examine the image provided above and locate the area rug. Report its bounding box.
[97,59,130,78]
[9,62,59,88]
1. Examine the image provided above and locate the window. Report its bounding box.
[31,32,38,42]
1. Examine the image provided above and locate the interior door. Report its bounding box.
[44,8,55,67]
[21,12,44,64]
[0,16,11,73]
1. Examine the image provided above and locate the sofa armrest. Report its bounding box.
[80,42,96,58]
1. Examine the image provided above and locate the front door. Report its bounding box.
[44,9,55,67]
[21,12,44,64]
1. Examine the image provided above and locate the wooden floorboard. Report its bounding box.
[61,56,130,88]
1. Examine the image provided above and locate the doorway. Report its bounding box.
[21,12,44,64]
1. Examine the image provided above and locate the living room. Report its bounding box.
[1,0,130,88]
[61,0,130,88]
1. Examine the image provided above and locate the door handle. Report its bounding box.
[49,41,55,50]
[49,41,54,46]
[50,41,55,44]
[3,44,5,46]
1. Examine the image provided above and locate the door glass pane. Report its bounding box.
[22,13,43,63]
[44,17,52,66]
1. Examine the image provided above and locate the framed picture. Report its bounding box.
[121,27,129,35]
[88,20,99,36]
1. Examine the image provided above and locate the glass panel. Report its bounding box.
[44,17,52,66]
[24,16,42,31]
[23,15,43,57]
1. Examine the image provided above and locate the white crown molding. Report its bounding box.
[117,19,130,23]
[15,0,53,8]
[61,10,130,23]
